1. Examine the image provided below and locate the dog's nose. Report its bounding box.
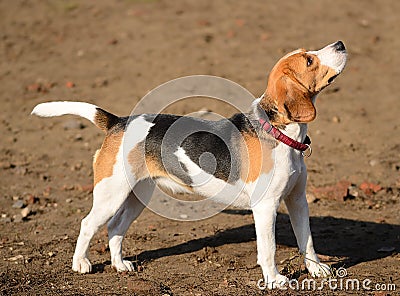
[333,41,346,52]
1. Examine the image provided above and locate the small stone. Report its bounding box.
[77,184,94,193]
[332,116,340,123]
[12,200,25,209]
[360,182,382,195]
[40,174,50,181]
[13,214,23,223]
[306,193,318,204]
[348,185,359,198]
[359,19,369,27]
[72,162,82,171]
[26,194,39,205]
[26,83,42,92]
[312,180,351,202]
[7,254,24,261]
[21,207,30,218]
[15,166,28,176]
[62,184,75,191]
[92,77,108,88]
[148,225,157,231]
[42,187,51,197]
[369,159,379,167]
[0,161,13,169]
[66,198,72,203]
[65,81,75,88]
[1,217,12,223]
[391,164,400,171]
[74,134,83,141]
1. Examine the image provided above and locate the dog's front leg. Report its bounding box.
[252,199,288,289]
[284,171,332,278]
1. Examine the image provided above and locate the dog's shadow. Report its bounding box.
[93,211,399,273]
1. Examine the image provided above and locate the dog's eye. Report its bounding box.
[306,56,313,67]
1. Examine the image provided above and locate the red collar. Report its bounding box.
[258,118,312,156]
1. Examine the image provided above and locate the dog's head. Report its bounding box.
[260,41,347,125]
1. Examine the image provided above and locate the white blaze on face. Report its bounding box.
[307,42,347,74]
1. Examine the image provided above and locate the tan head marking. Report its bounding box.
[260,42,347,125]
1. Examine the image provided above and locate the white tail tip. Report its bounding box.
[31,101,98,124]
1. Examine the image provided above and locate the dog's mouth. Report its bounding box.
[327,74,339,84]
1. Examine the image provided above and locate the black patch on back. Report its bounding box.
[143,113,256,185]
[181,130,232,181]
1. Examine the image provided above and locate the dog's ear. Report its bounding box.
[275,76,316,123]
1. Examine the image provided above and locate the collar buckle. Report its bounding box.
[301,144,312,158]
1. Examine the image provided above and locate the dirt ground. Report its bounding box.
[1,0,399,295]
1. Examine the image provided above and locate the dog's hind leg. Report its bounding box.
[71,115,154,273]
[72,172,133,274]
[107,179,154,272]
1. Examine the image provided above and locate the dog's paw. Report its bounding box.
[113,260,135,272]
[72,258,92,274]
[306,261,332,278]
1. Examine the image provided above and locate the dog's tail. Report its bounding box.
[31,101,120,133]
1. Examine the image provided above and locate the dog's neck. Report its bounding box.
[256,94,287,128]
[250,97,308,144]
[283,120,308,144]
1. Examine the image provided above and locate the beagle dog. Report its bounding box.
[32,41,347,288]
